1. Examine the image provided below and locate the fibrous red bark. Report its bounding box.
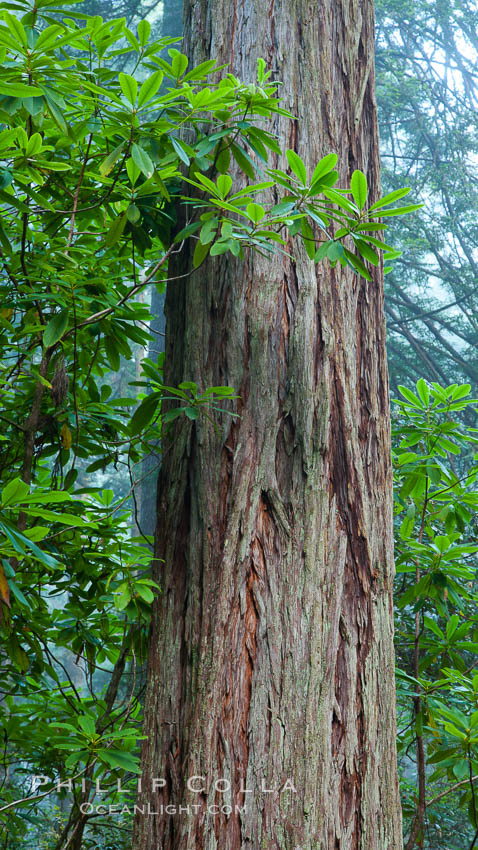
[133,0,403,847]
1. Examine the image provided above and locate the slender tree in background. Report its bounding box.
[139,0,183,537]
[375,0,478,392]
[134,0,403,848]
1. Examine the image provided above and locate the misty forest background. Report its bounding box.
[1,0,478,848]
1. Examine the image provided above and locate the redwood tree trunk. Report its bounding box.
[133,0,403,847]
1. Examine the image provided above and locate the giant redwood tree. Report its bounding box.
[134,0,404,846]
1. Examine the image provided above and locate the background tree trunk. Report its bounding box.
[138,286,166,540]
[134,0,403,847]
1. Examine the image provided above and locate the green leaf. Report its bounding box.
[9,640,29,672]
[397,385,424,408]
[396,575,431,608]
[374,204,423,218]
[137,71,163,107]
[327,242,344,261]
[40,88,68,133]
[0,81,42,97]
[3,11,27,47]
[136,584,155,602]
[199,217,218,245]
[321,188,357,214]
[25,133,42,157]
[271,200,296,215]
[443,723,467,741]
[105,213,127,247]
[450,384,471,400]
[216,174,232,199]
[230,142,256,179]
[350,170,367,210]
[0,188,30,213]
[183,59,217,81]
[170,52,188,78]
[123,27,140,52]
[2,477,30,507]
[452,759,469,780]
[0,169,13,190]
[446,614,460,641]
[127,203,141,224]
[397,451,418,465]
[118,72,138,105]
[191,172,219,195]
[130,393,160,436]
[216,142,231,174]
[162,408,183,424]
[184,406,198,420]
[78,715,96,737]
[246,203,265,224]
[311,153,338,184]
[22,509,93,527]
[35,160,71,172]
[126,157,141,187]
[43,309,68,348]
[131,143,154,178]
[99,749,141,773]
[65,750,89,768]
[315,241,331,262]
[22,94,43,117]
[99,142,125,177]
[355,235,395,252]
[424,616,444,639]
[309,171,339,194]
[354,238,379,266]
[8,578,30,609]
[33,24,63,53]
[343,248,372,281]
[174,220,202,242]
[400,504,415,540]
[286,149,307,185]
[246,130,268,164]
[301,217,315,260]
[104,334,120,371]
[368,187,411,212]
[137,19,151,46]
[0,520,59,568]
[210,240,234,256]
[193,238,210,268]
[170,136,190,165]
[416,378,430,406]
